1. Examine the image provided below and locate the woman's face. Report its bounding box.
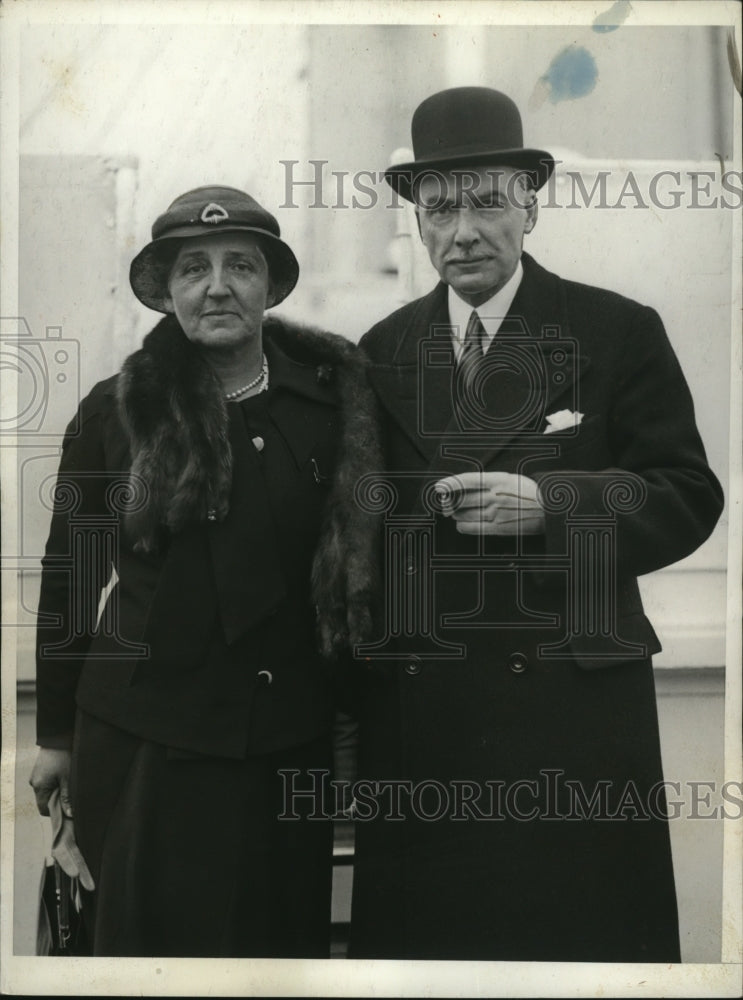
[163,232,275,350]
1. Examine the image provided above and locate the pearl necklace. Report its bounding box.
[224,355,269,400]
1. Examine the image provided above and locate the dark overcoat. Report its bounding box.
[34,315,381,955]
[349,252,724,962]
[36,315,377,758]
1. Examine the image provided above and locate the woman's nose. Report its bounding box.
[206,265,228,296]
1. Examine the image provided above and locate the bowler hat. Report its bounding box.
[130,186,299,312]
[385,87,555,203]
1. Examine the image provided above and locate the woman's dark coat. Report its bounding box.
[35,315,380,757]
[348,252,724,962]
[35,314,382,956]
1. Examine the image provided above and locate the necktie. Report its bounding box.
[454,310,487,428]
[460,310,486,375]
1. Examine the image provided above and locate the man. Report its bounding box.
[348,87,723,962]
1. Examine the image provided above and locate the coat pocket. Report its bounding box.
[540,414,603,456]
[572,612,662,670]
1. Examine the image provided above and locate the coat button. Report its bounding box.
[508,652,528,674]
[257,669,273,685]
[404,655,422,676]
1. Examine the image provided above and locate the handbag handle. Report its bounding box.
[53,861,72,952]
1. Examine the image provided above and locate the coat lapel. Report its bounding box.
[367,283,456,464]
[369,255,592,483]
[421,254,591,477]
[262,336,339,470]
[442,254,590,467]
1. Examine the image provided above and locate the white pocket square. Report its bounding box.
[543,409,584,434]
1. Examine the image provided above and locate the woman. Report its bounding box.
[29,185,378,957]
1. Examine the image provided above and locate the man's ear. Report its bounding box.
[524,196,538,235]
[414,206,423,240]
[162,292,174,313]
[265,279,277,309]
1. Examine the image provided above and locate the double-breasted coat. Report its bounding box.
[349,252,724,962]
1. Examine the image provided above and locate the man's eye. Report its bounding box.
[427,203,456,216]
[182,262,206,275]
[232,260,255,272]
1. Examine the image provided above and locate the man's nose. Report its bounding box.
[453,207,479,246]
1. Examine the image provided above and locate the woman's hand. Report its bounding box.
[30,749,95,889]
[29,747,73,818]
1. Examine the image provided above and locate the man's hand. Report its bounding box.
[435,471,545,535]
[30,747,73,818]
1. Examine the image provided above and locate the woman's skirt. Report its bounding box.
[70,710,333,957]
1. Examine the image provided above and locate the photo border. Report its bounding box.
[1,1,741,996]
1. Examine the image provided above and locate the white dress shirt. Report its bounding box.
[448,259,524,361]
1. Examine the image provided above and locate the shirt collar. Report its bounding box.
[447,258,524,353]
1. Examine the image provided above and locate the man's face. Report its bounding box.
[416,165,537,308]
[164,232,274,350]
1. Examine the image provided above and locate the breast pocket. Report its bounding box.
[521,416,608,476]
[542,415,607,467]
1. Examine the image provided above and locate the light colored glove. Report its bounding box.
[30,748,94,889]
[435,471,546,536]
[48,788,95,891]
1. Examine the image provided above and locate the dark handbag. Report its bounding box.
[37,859,89,956]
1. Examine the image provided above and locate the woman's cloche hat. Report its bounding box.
[385,87,555,203]
[130,185,300,312]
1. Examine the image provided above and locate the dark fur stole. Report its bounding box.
[117,313,382,656]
